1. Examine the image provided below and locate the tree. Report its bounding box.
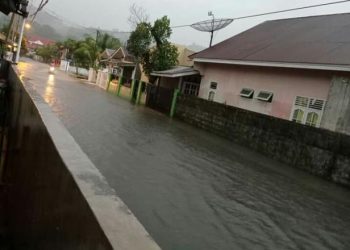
[142,41,179,76]
[97,32,121,51]
[36,44,60,63]
[128,3,149,29]
[72,37,97,70]
[127,22,152,59]
[62,38,78,60]
[127,16,178,77]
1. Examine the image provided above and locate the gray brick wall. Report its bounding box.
[175,95,350,187]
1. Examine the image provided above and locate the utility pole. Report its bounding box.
[208,11,215,48]
[14,16,26,64]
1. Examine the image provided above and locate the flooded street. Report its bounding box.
[18,59,350,250]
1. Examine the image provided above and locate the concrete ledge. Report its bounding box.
[4,64,161,249]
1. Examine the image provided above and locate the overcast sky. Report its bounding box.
[33,0,350,47]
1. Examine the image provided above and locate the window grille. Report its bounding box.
[305,112,319,127]
[257,91,273,102]
[290,96,326,128]
[240,88,254,98]
[292,109,304,124]
[183,81,199,96]
[210,82,217,90]
[208,91,215,101]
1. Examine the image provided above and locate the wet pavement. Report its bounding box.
[17,59,350,250]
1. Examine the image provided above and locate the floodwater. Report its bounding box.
[19,59,350,250]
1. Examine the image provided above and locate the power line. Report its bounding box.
[234,0,350,20]
[29,0,49,23]
[171,0,350,29]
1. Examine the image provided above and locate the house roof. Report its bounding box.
[26,35,55,46]
[151,66,199,78]
[193,13,350,70]
[100,48,117,60]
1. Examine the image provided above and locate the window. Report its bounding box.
[292,109,304,124]
[295,96,308,107]
[290,96,326,128]
[257,91,273,102]
[210,82,217,90]
[183,82,199,96]
[208,91,215,101]
[305,112,319,127]
[240,88,254,99]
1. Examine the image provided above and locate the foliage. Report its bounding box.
[0,23,10,35]
[36,44,60,63]
[127,16,178,77]
[127,22,152,59]
[97,32,121,51]
[128,3,149,29]
[59,33,121,70]
[142,41,179,76]
[72,37,97,69]
[151,16,172,47]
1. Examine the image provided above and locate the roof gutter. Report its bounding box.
[194,58,350,72]
[151,72,199,78]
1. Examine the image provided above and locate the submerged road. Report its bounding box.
[18,59,350,250]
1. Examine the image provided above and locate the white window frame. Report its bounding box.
[290,96,326,128]
[256,91,274,102]
[183,81,200,96]
[240,88,254,98]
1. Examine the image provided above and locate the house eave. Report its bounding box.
[151,72,199,78]
[194,58,350,72]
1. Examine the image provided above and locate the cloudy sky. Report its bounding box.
[33,0,350,47]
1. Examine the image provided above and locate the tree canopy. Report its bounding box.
[127,16,178,77]
[36,44,60,63]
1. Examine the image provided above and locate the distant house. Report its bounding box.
[96,47,148,103]
[192,13,350,134]
[98,45,200,110]
[26,35,55,53]
[148,45,201,114]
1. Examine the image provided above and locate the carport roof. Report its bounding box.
[151,66,199,78]
[193,13,350,68]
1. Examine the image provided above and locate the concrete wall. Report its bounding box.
[3,65,161,250]
[322,76,350,135]
[195,63,332,120]
[175,95,350,187]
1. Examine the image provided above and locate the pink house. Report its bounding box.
[193,13,350,134]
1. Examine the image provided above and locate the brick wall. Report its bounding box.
[175,95,350,187]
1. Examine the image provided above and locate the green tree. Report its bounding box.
[36,44,60,63]
[127,22,152,60]
[72,37,97,70]
[97,33,121,51]
[62,38,78,60]
[127,16,178,77]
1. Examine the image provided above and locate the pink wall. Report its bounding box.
[195,63,333,120]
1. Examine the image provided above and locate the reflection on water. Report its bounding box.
[21,59,350,250]
[44,74,55,105]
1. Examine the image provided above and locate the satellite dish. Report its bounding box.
[191,15,233,47]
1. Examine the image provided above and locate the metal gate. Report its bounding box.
[146,85,174,114]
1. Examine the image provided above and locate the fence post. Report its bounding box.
[106,74,112,92]
[170,88,180,117]
[117,77,123,96]
[136,81,143,105]
[130,79,136,100]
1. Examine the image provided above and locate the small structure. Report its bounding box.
[97,47,148,104]
[149,66,201,114]
[192,13,350,134]
[26,35,55,55]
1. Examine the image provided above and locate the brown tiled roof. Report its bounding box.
[194,13,350,66]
